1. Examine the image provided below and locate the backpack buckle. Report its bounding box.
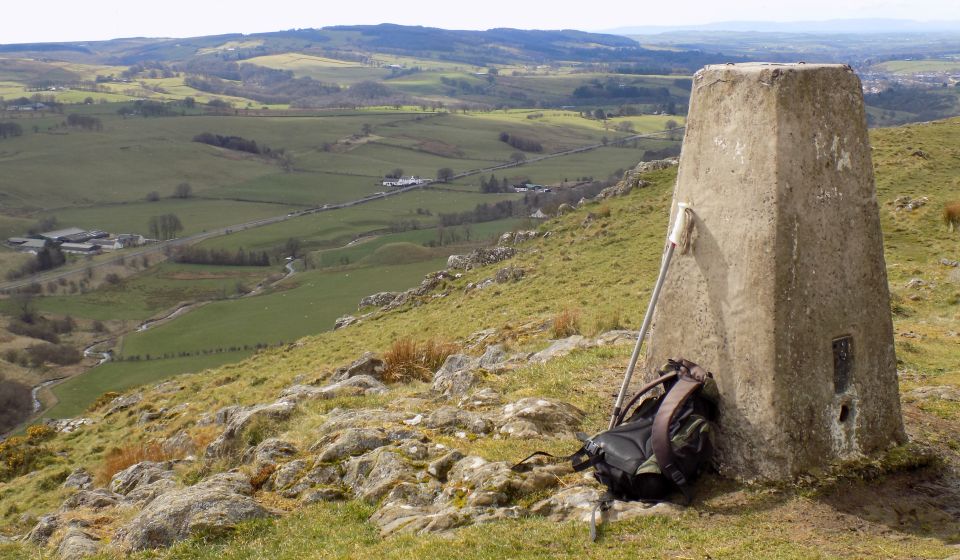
[583,439,602,456]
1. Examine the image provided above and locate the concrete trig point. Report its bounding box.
[645,63,906,480]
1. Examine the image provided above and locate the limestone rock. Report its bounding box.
[478,345,508,370]
[280,376,388,405]
[447,247,516,270]
[205,400,296,458]
[530,485,682,522]
[494,266,524,283]
[62,468,93,490]
[498,230,539,246]
[153,381,184,393]
[427,451,465,482]
[425,407,492,435]
[245,438,298,468]
[117,472,272,551]
[110,461,174,496]
[595,330,640,346]
[498,398,585,437]
[271,459,309,490]
[334,315,357,329]
[161,431,196,456]
[56,528,100,560]
[60,488,119,512]
[301,487,347,504]
[528,335,595,363]
[138,410,165,424]
[940,258,959,268]
[124,478,178,507]
[315,428,390,463]
[431,354,480,397]
[317,407,406,434]
[105,393,142,415]
[331,352,385,382]
[342,449,416,502]
[44,418,94,433]
[27,514,59,544]
[458,388,503,409]
[359,292,400,309]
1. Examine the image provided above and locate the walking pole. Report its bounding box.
[609,202,692,429]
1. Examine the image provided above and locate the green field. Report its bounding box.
[3,262,279,321]
[43,198,299,237]
[118,257,449,358]
[44,350,253,419]
[873,58,960,74]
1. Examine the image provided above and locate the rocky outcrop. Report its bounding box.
[431,354,480,398]
[359,292,401,309]
[62,468,93,490]
[245,438,298,468]
[334,315,357,329]
[313,428,390,463]
[529,335,594,363]
[110,461,175,496]
[105,393,142,416]
[447,247,516,270]
[60,488,120,512]
[56,528,100,560]
[498,230,539,246]
[498,398,586,438]
[893,195,929,211]
[205,400,296,458]
[342,449,417,502]
[117,472,272,551]
[330,352,385,382]
[279,375,388,404]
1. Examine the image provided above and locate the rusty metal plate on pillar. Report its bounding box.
[833,335,853,393]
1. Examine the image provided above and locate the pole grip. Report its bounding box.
[668,202,690,246]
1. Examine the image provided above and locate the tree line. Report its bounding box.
[173,246,271,267]
[0,122,23,139]
[499,131,543,153]
[148,214,183,240]
[65,114,103,131]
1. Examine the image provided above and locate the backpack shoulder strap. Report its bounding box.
[650,360,709,496]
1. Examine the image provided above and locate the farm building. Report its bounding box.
[382,176,426,187]
[59,243,100,254]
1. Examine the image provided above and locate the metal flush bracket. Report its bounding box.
[832,335,854,394]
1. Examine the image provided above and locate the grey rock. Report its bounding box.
[245,438,298,468]
[124,478,178,507]
[300,487,347,504]
[117,472,272,551]
[153,381,184,393]
[271,459,309,490]
[105,393,142,416]
[498,398,586,438]
[447,247,516,270]
[110,461,174,496]
[494,266,524,283]
[44,418,94,433]
[529,335,595,363]
[315,428,389,463]
[161,431,196,456]
[342,449,416,502]
[395,438,432,460]
[940,258,959,267]
[359,292,400,309]
[458,388,503,409]
[532,484,683,523]
[334,315,357,329]
[205,400,296,458]
[425,407,492,435]
[478,345,509,370]
[60,488,119,511]
[427,451,465,482]
[330,352,386,382]
[317,407,405,434]
[27,514,59,544]
[62,468,93,490]
[431,354,480,397]
[213,405,244,425]
[498,230,539,246]
[905,277,928,289]
[56,528,100,560]
[595,330,640,346]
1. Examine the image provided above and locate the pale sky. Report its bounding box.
[4,0,959,44]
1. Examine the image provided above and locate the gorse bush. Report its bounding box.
[0,425,56,482]
[382,338,459,383]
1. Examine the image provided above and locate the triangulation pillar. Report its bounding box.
[645,63,905,480]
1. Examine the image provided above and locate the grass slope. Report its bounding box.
[2,119,957,558]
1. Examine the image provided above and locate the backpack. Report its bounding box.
[513,358,717,539]
[573,358,717,503]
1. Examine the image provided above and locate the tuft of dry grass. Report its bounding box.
[943,202,960,231]
[95,442,180,486]
[590,309,624,335]
[551,308,581,338]
[382,338,459,383]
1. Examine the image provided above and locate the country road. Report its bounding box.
[0,127,680,293]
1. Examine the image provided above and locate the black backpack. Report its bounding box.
[514,358,717,539]
[572,358,717,503]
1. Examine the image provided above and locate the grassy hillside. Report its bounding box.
[0,118,958,558]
